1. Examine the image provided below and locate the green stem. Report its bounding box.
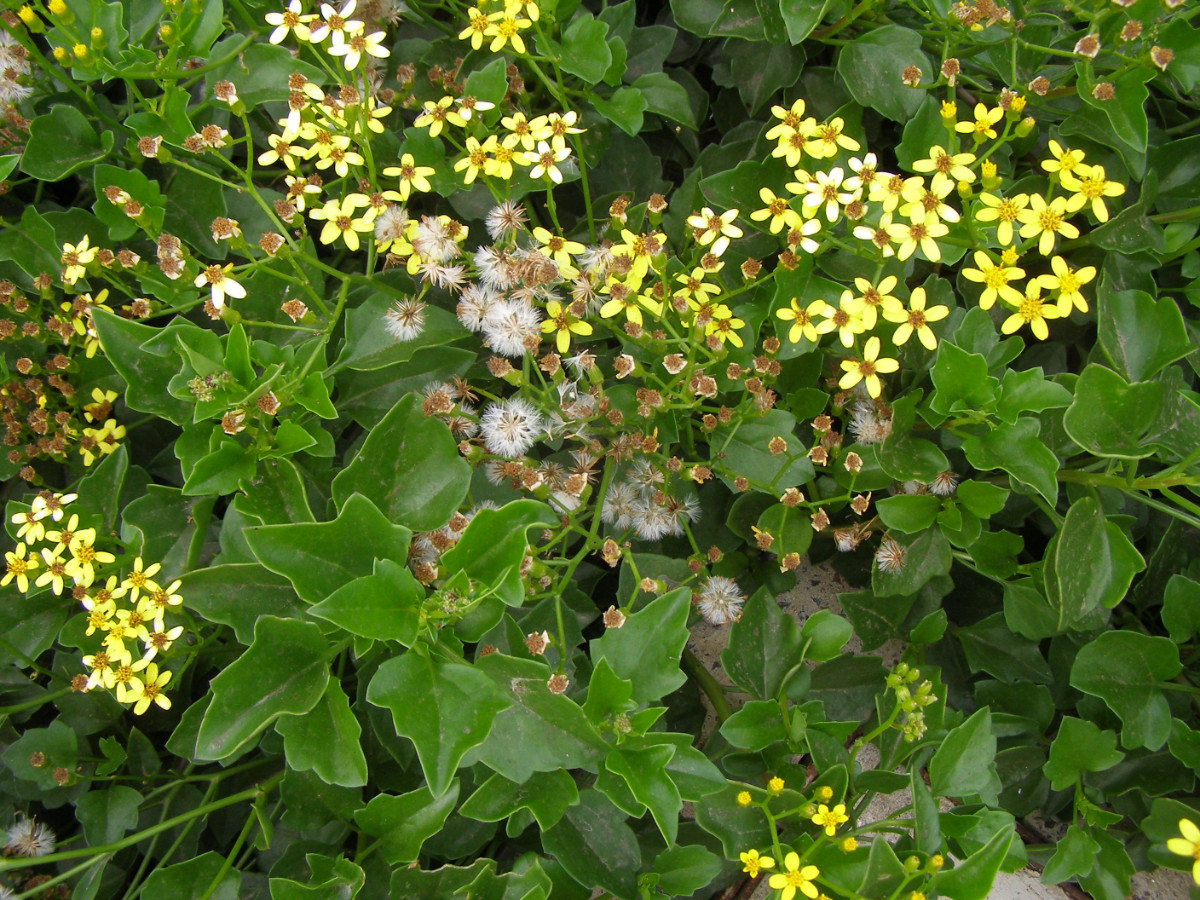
[185,497,216,572]
[681,648,732,722]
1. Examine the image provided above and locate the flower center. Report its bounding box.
[1038,209,1062,232]
[204,266,224,285]
[1019,296,1042,321]
[983,267,1008,288]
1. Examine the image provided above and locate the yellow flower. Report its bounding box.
[194,263,246,310]
[768,853,820,900]
[545,111,584,151]
[265,0,316,44]
[1041,139,1086,177]
[70,535,115,588]
[382,153,435,201]
[840,837,858,852]
[850,275,903,329]
[454,136,492,185]
[309,196,375,251]
[673,268,721,307]
[115,557,162,604]
[129,662,173,714]
[806,117,859,159]
[766,98,812,142]
[541,299,592,353]
[961,250,1025,309]
[882,285,949,350]
[611,229,662,284]
[1059,164,1125,222]
[518,140,571,184]
[818,292,867,348]
[532,227,585,278]
[898,176,959,226]
[1167,818,1200,885]
[1017,194,1079,255]
[459,6,491,48]
[485,6,532,54]
[775,297,827,345]
[955,103,1004,140]
[1000,282,1061,341]
[974,191,1029,246]
[1038,255,1096,315]
[740,849,775,878]
[687,207,743,256]
[910,145,975,193]
[886,218,948,262]
[768,776,786,793]
[810,803,850,837]
[413,96,465,137]
[35,545,79,596]
[60,236,98,285]
[704,308,746,348]
[736,791,753,807]
[11,508,47,544]
[839,337,899,398]
[500,111,551,151]
[485,142,520,180]
[80,419,127,467]
[2,543,38,593]
[599,285,660,326]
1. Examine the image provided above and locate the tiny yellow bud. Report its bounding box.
[1010,95,1027,114]
[957,180,973,200]
[1015,116,1036,138]
[158,23,176,43]
[768,776,785,793]
[927,854,945,872]
[51,46,69,64]
[980,160,997,179]
[72,43,88,60]
[903,855,921,874]
[817,785,834,801]
[840,837,859,852]
[47,0,66,13]
[737,791,753,807]
[17,5,37,25]
[1000,246,1019,266]
[940,101,957,121]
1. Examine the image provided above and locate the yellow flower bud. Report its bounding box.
[90,26,106,50]
[17,5,38,25]
[1015,116,1036,138]
[817,785,833,801]
[768,776,785,793]
[737,791,753,806]
[158,23,176,43]
[51,45,69,64]
[840,837,859,852]
[940,101,957,122]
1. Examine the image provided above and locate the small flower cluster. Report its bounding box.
[4,492,183,715]
[885,662,937,742]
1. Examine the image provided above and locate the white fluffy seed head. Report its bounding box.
[481,397,545,458]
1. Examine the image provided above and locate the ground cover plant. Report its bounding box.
[0,0,1198,897]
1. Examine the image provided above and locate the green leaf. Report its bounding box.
[872,527,952,597]
[962,417,1059,506]
[440,500,556,607]
[716,40,806,116]
[605,744,682,845]
[957,481,1009,518]
[196,617,330,761]
[1162,575,1200,643]
[856,837,907,899]
[270,856,365,900]
[838,588,913,652]
[712,409,814,490]
[467,654,608,783]
[995,368,1073,424]
[245,493,412,604]
[956,613,1051,684]
[1038,824,1098,886]
[92,163,165,241]
[1079,65,1151,159]
[20,105,113,180]
[205,41,325,107]
[591,87,647,136]
[875,494,941,534]
[912,769,941,855]
[541,790,641,900]
[1160,18,1200,92]
[92,311,193,423]
[778,0,833,43]
[1097,288,1194,383]
[929,707,998,800]
[720,699,787,751]
[275,679,368,788]
[0,206,60,282]
[353,782,460,865]
[367,652,511,798]
[75,786,142,846]
[1043,717,1125,791]
[654,844,722,897]
[1070,630,1182,750]
[929,342,998,416]
[183,438,256,496]
[141,852,239,900]
[800,609,853,662]
[694,783,773,857]
[560,15,612,82]
[756,503,814,559]
[180,564,304,644]
[1044,497,1112,629]
[591,586,690,704]
[331,395,470,531]
[1064,364,1162,459]
[633,72,697,129]
[837,25,928,121]
[928,824,1013,900]
[461,769,579,831]
[720,588,805,700]
[335,292,467,372]
[307,559,424,645]
[1077,828,1135,900]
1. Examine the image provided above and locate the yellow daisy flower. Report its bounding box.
[1037,255,1096,315]
[1000,281,1061,341]
[1017,194,1079,255]
[2,543,38,593]
[541,300,592,353]
[740,848,775,878]
[839,336,899,398]
[1059,164,1125,222]
[382,153,435,201]
[961,250,1025,309]
[768,853,820,900]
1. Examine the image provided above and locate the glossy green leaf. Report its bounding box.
[929,342,999,416]
[336,292,468,372]
[75,785,142,846]
[962,417,1058,505]
[1097,288,1194,383]
[541,790,641,899]
[196,617,330,761]
[1079,65,1151,159]
[801,609,853,662]
[461,769,579,831]
[560,15,612,83]
[275,679,368,788]
[778,0,834,43]
[1077,828,1135,900]
[928,824,1013,900]
[270,856,365,900]
[180,564,304,644]
[92,311,193,423]
[956,481,1009,518]
[141,852,239,900]
[1041,825,1101,885]
[605,744,681,845]
[1045,497,1111,629]
[712,409,813,490]
[1063,364,1162,459]
[440,500,556,607]
[875,494,941,534]
[591,87,647,136]
[182,438,256,497]
[720,699,787,751]
[1162,575,1200,644]
[467,654,608,783]
[244,493,412,604]
[1043,717,1125,791]
[331,395,470,531]
[591,586,690,704]
[367,653,512,798]
[21,105,113,180]
[929,707,999,801]
[838,25,928,121]
[956,613,1051,684]
[307,559,424,645]
[654,844,722,897]
[995,368,1073,424]
[872,527,952,597]
[353,782,460,865]
[721,587,805,700]
[1071,630,1182,750]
